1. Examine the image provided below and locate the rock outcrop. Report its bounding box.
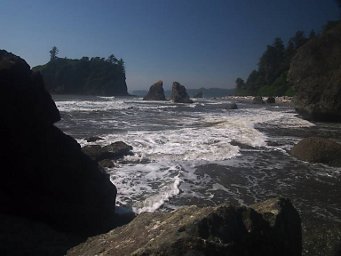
[0,50,117,237]
[67,197,302,256]
[288,22,341,122]
[82,141,133,167]
[290,137,341,167]
[143,80,166,100]
[266,96,276,104]
[171,81,193,103]
[33,56,129,96]
[252,96,264,104]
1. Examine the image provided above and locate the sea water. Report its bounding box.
[53,95,341,224]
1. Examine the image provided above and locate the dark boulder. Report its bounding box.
[171,81,193,103]
[0,50,117,237]
[82,141,133,162]
[252,96,264,104]
[86,136,104,142]
[143,80,166,100]
[67,197,302,256]
[290,137,341,167]
[288,22,341,122]
[266,96,276,104]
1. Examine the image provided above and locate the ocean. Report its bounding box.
[53,95,341,239]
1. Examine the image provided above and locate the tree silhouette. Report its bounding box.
[49,46,59,61]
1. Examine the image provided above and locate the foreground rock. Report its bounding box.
[0,50,117,238]
[68,197,301,256]
[171,81,193,103]
[290,137,341,167]
[143,80,166,100]
[288,22,341,122]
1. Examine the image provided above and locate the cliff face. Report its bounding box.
[288,22,341,122]
[0,50,117,238]
[33,57,128,96]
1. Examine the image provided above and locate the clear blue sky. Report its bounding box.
[0,0,339,91]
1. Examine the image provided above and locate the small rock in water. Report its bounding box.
[86,136,104,142]
[252,96,265,104]
[266,96,276,104]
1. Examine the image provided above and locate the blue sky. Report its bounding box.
[0,0,339,91]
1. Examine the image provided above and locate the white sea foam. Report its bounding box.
[61,97,317,213]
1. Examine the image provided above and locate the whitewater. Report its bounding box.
[54,95,341,223]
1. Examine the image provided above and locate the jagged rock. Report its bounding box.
[86,136,104,142]
[67,197,302,256]
[82,141,133,161]
[290,137,341,167]
[252,96,264,104]
[171,82,193,103]
[143,80,166,100]
[266,97,276,104]
[0,50,117,237]
[288,22,341,122]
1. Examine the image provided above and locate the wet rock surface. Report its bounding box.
[68,198,301,256]
[290,137,341,167]
[171,81,193,103]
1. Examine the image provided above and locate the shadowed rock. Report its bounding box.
[266,96,276,104]
[193,90,203,98]
[67,197,302,256]
[0,49,117,238]
[288,22,341,122]
[82,141,133,161]
[143,80,166,100]
[171,81,193,103]
[290,137,341,167]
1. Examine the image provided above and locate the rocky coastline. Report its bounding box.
[1,48,341,256]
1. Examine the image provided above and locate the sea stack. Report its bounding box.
[143,80,166,100]
[171,81,193,103]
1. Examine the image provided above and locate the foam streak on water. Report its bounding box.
[54,96,334,214]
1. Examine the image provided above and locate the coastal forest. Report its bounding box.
[234,18,341,97]
[33,48,128,96]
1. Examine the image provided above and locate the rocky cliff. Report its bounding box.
[33,57,128,96]
[0,50,118,254]
[288,22,341,122]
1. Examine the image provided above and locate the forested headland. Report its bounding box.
[234,29,319,97]
[33,48,128,96]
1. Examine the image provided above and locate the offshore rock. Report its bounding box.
[288,22,341,122]
[0,49,117,237]
[143,80,166,100]
[252,96,264,104]
[82,141,133,161]
[67,197,302,256]
[171,81,193,103]
[290,137,341,167]
[266,96,276,104]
